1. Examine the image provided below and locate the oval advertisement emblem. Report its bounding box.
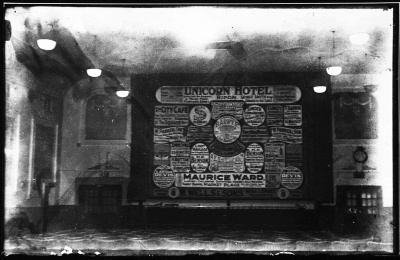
[190,143,209,172]
[280,166,303,190]
[244,105,265,126]
[245,143,264,173]
[190,105,211,126]
[168,187,180,198]
[153,165,175,189]
[214,116,241,143]
[278,188,290,199]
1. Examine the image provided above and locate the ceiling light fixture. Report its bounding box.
[86,68,102,77]
[87,35,102,77]
[326,66,342,76]
[116,88,130,97]
[116,59,129,97]
[37,39,57,50]
[37,23,57,50]
[326,30,342,76]
[349,33,370,45]
[313,86,327,93]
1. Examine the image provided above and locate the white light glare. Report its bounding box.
[116,90,129,98]
[313,86,327,93]
[349,33,370,45]
[37,39,56,50]
[326,66,342,76]
[87,69,102,77]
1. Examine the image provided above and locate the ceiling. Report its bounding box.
[5,5,395,97]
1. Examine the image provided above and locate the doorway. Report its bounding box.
[78,185,122,227]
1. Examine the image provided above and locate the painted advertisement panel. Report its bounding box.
[175,173,266,188]
[266,105,283,126]
[269,127,302,144]
[245,143,264,173]
[154,105,189,126]
[170,157,190,173]
[156,86,301,104]
[209,153,245,173]
[154,127,186,143]
[151,85,306,199]
[153,188,303,199]
[214,116,241,143]
[171,142,190,157]
[154,143,170,165]
[189,105,211,126]
[209,140,246,157]
[190,143,209,172]
[244,105,266,126]
[281,166,303,190]
[284,105,302,126]
[153,165,175,189]
[186,125,214,143]
[179,188,277,198]
[285,144,303,167]
[264,142,286,175]
[240,126,269,143]
[211,102,244,120]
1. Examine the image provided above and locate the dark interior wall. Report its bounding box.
[128,72,333,203]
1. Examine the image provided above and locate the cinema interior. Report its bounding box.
[3,4,398,252]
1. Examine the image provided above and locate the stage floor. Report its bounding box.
[4,226,394,255]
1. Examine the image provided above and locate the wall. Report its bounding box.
[58,75,132,206]
[331,73,393,207]
[5,40,67,220]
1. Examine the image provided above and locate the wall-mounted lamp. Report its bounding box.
[313,86,327,93]
[87,68,102,77]
[349,33,370,45]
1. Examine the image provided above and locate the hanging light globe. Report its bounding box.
[116,89,129,97]
[349,33,370,45]
[313,86,327,93]
[87,69,102,77]
[326,66,342,76]
[37,39,56,50]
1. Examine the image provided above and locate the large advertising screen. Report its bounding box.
[151,85,307,200]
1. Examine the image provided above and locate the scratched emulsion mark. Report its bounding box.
[4,227,393,255]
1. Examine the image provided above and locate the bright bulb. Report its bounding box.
[37,39,56,50]
[87,69,102,77]
[349,33,369,45]
[116,90,129,98]
[326,66,342,76]
[313,86,327,93]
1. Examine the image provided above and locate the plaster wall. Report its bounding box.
[331,73,393,207]
[58,76,132,205]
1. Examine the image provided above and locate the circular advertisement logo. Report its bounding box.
[244,105,265,126]
[168,187,180,198]
[190,143,209,172]
[153,165,175,189]
[190,106,211,126]
[245,143,264,173]
[214,116,241,143]
[280,166,303,190]
[278,188,290,199]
